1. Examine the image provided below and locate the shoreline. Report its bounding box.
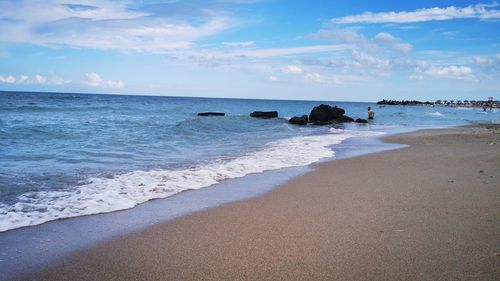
[23,124,500,280]
[0,126,406,280]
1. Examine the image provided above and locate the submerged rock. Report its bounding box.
[197,112,225,116]
[250,111,278,119]
[335,115,354,123]
[289,115,308,125]
[355,118,368,123]
[312,121,331,126]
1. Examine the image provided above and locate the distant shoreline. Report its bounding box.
[377,98,499,109]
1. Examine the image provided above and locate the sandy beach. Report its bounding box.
[27,125,499,281]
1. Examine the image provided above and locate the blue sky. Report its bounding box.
[0,0,499,101]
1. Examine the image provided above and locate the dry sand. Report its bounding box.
[28,125,499,281]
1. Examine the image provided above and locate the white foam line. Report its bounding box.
[427,111,444,117]
[0,130,383,232]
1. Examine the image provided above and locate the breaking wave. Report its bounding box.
[0,129,381,232]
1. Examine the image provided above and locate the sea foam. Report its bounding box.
[0,129,381,232]
[428,111,444,117]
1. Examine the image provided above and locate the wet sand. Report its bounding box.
[27,125,500,281]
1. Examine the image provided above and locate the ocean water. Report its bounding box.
[0,91,498,232]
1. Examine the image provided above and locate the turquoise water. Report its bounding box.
[0,91,498,232]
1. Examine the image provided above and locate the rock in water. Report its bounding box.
[250,111,278,119]
[198,112,225,116]
[335,115,354,123]
[309,104,345,122]
[355,118,368,123]
[309,104,353,123]
[312,121,331,126]
[289,115,308,125]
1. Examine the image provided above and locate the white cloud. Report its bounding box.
[409,74,424,80]
[282,65,303,74]
[412,64,476,81]
[85,72,124,88]
[0,0,147,23]
[303,73,345,85]
[106,80,125,88]
[182,28,411,85]
[223,41,255,47]
[48,73,69,85]
[426,65,474,80]
[161,44,353,78]
[374,32,397,43]
[473,53,500,71]
[374,32,413,53]
[395,43,413,53]
[432,65,472,76]
[351,50,392,74]
[85,72,104,87]
[0,1,235,53]
[1,73,70,85]
[268,75,278,81]
[331,3,500,24]
[303,73,323,83]
[34,74,47,84]
[0,75,16,83]
[19,75,29,83]
[309,29,412,55]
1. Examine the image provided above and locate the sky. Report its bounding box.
[0,0,499,102]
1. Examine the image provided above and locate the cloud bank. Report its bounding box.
[410,61,476,81]
[223,41,255,47]
[331,3,500,24]
[0,72,126,89]
[0,73,68,85]
[0,0,237,53]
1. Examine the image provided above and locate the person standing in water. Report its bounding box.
[368,106,375,120]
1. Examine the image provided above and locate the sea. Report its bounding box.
[1,91,499,233]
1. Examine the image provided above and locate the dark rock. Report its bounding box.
[308,104,355,124]
[309,104,345,123]
[289,115,308,125]
[336,115,354,123]
[355,118,368,123]
[198,112,225,116]
[313,121,331,126]
[250,111,278,119]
